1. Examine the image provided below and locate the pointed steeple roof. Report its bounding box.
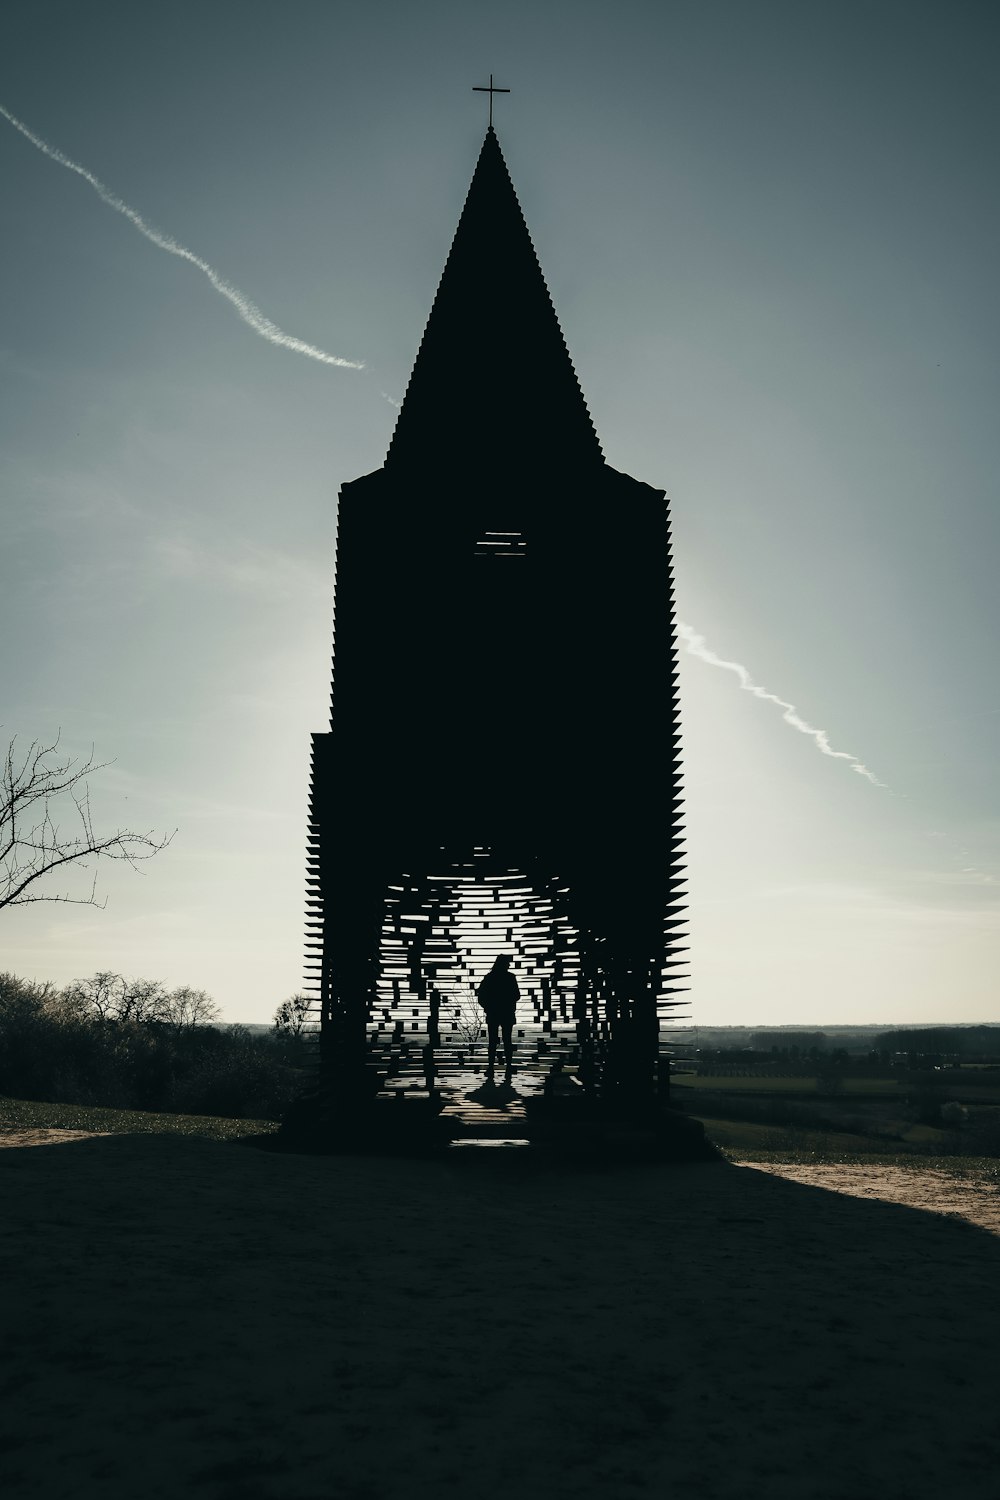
[385,128,603,473]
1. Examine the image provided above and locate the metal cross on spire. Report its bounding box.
[473,73,510,128]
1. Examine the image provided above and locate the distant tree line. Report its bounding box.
[874,1027,1000,1062]
[700,1028,1000,1073]
[0,972,315,1120]
[749,1031,831,1054]
[696,1045,851,1076]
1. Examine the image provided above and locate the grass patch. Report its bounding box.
[675,1076,817,1093]
[898,1121,951,1146]
[698,1117,878,1156]
[675,1074,1000,1103]
[0,1095,281,1143]
[674,1075,906,1097]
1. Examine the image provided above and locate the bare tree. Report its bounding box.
[62,972,221,1035]
[64,971,169,1024]
[273,993,314,1041]
[118,977,170,1025]
[0,970,60,1015]
[452,983,484,1052]
[1,735,172,912]
[62,970,127,1022]
[163,985,220,1033]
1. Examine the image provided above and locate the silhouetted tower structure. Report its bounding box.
[306,127,686,1122]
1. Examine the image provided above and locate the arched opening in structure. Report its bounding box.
[367,850,586,1126]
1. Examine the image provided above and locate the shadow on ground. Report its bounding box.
[2,1132,998,1500]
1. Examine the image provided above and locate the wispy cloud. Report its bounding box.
[678,621,887,787]
[0,103,363,371]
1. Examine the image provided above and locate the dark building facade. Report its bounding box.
[306,129,687,1122]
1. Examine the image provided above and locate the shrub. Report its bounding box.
[167,1026,300,1119]
[0,971,301,1121]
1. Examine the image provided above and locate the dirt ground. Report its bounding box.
[2,1130,999,1500]
[743,1158,1000,1234]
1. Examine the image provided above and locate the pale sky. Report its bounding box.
[2,0,998,1027]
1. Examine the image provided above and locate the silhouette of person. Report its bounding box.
[478,954,519,1083]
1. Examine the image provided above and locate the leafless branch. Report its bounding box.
[1,732,173,913]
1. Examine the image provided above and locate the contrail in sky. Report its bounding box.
[0,103,363,370]
[677,622,886,787]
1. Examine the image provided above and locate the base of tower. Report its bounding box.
[522,1097,723,1164]
[278,1090,453,1156]
[278,1088,722,1163]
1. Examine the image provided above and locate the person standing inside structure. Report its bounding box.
[478,954,519,1083]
